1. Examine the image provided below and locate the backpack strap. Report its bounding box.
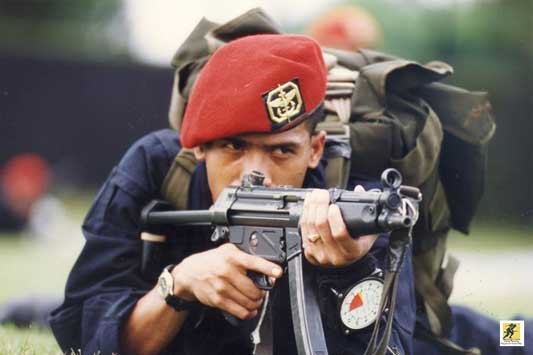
[318,120,352,189]
[160,148,197,209]
[413,235,453,335]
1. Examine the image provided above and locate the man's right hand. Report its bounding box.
[171,243,283,320]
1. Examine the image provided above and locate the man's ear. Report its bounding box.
[193,146,206,161]
[308,130,326,169]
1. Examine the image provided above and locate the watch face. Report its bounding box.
[158,271,173,298]
[339,277,383,330]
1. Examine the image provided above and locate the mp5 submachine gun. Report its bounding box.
[140,168,421,355]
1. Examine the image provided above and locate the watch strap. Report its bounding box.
[165,294,199,311]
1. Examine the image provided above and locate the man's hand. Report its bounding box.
[172,243,283,320]
[300,186,379,267]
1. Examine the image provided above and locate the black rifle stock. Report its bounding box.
[140,168,421,355]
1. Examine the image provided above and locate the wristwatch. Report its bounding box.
[157,264,198,311]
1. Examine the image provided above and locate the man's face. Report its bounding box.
[194,122,326,202]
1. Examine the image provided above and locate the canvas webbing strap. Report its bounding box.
[437,254,460,300]
[160,148,197,209]
[317,120,351,189]
[413,236,460,337]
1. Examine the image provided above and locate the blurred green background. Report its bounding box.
[1,0,532,353]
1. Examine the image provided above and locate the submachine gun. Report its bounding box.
[141,168,421,355]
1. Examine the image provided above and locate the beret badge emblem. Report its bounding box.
[264,79,305,125]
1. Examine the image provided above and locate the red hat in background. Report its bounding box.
[180,34,327,148]
[307,5,382,51]
[1,153,51,203]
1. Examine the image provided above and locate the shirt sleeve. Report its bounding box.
[50,129,181,354]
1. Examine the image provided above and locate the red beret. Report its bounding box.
[180,34,327,148]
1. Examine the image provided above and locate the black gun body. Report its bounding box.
[143,185,412,237]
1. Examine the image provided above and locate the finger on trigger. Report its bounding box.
[241,253,283,279]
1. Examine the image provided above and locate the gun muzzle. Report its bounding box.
[385,214,413,229]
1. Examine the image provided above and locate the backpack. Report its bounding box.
[160,7,495,350]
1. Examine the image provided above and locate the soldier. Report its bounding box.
[50,34,416,354]
[49,27,533,355]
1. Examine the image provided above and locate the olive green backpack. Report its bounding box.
[160,8,495,353]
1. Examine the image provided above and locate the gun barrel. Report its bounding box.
[144,209,294,228]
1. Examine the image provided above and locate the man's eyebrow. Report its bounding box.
[223,137,302,149]
[263,142,301,150]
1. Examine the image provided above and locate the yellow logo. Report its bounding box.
[500,320,524,347]
[265,80,304,124]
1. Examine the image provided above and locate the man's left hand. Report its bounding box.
[300,186,379,267]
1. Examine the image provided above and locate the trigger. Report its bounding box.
[258,274,274,290]
[249,271,273,290]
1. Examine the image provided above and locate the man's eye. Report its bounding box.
[272,146,294,155]
[224,141,244,150]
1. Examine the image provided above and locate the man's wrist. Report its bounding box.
[169,263,196,302]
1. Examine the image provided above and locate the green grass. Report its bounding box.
[447,223,533,251]
[0,325,61,355]
[0,192,531,353]
[0,193,88,354]
[447,223,533,320]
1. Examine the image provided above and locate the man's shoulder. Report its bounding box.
[102,129,183,200]
[119,129,181,171]
[127,129,181,159]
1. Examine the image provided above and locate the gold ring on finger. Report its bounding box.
[308,233,321,243]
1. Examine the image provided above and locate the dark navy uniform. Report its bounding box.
[50,129,416,355]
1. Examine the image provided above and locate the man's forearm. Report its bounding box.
[120,288,189,355]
